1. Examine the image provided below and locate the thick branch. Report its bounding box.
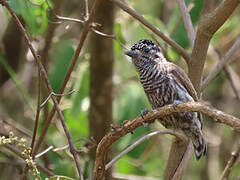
[109,0,190,62]
[93,101,240,179]
[189,0,239,94]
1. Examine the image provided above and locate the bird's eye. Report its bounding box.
[144,46,151,53]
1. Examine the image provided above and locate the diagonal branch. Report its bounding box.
[176,0,195,48]
[0,0,85,178]
[105,130,187,170]
[93,101,240,180]
[32,0,102,161]
[189,0,240,94]
[201,36,240,90]
[220,142,240,180]
[109,0,190,62]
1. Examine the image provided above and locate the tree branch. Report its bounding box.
[109,0,190,62]
[105,130,187,170]
[201,36,240,90]
[220,142,240,180]
[93,101,240,179]
[32,0,102,161]
[189,0,240,94]
[171,142,193,180]
[1,0,85,178]
[176,0,195,48]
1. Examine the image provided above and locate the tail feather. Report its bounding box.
[192,131,207,160]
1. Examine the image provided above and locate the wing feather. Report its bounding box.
[167,62,203,127]
[168,63,198,101]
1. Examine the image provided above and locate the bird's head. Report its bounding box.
[125,40,165,67]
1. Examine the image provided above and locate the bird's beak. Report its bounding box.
[125,50,139,58]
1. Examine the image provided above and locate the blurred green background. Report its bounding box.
[0,0,240,180]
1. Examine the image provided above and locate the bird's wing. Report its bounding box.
[168,63,198,101]
[168,63,203,127]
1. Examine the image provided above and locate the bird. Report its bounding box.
[125,39,207,160]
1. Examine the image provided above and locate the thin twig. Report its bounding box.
[32,0,102,171]
[201,36,240,90]
[213,48,240,101]
[1,0,84,179]
[90,27,129,50]
[91,28,116,38]
[93,101,240,179]
[176,0,195,48]
[35,146,54,159]
[105,130,187,170]
[30,66,41,153]
[224,66,240,101]
[55,14,85,24]
[220,142,240,180]
[53,137,95,152]
[109,0,190,62]
[40,90,75,108]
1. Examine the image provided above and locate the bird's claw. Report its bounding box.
[140,109,149,119]
[173,100,182,109]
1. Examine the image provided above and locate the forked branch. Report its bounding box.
[93,101,240,180]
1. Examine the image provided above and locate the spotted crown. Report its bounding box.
[131,40,161,54]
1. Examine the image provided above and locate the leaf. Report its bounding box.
[9,0,49,34]
[115,23,126,44]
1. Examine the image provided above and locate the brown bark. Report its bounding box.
[89,0,115,179]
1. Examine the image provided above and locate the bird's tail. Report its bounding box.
[191,130,207,160]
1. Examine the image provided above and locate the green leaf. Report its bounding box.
[9,0,49,34]
[115,23,126,44]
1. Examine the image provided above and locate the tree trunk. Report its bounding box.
[89,1,115,179]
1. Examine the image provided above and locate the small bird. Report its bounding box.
[125,40,207,160]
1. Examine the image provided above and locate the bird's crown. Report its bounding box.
[131,40,161,54]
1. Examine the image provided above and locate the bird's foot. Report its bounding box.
[140,109,149,119]
[173,100,182,109]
